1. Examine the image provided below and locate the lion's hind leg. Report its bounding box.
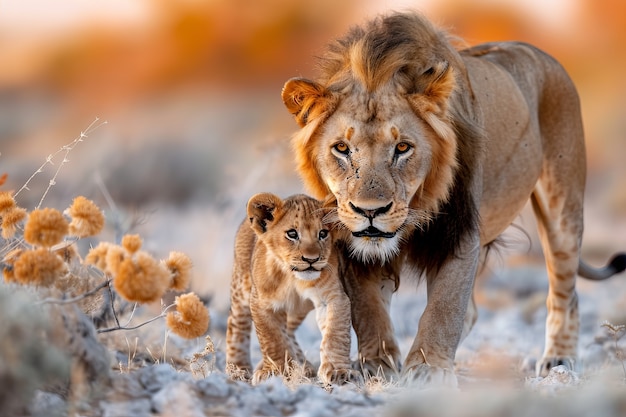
[531,176,584,376]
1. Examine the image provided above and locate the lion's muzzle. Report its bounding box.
[348,201,398,238]
[352,226,396,239]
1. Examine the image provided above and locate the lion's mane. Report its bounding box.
[286,13,485,272]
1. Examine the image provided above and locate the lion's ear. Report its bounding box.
[247,193,283,235]
[282,78,335,127]
[407,61,456,140]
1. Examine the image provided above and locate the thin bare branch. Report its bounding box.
[35,280,110,305]
[14,117,108,205]
[96,303,176,334]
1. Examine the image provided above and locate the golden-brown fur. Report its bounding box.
[281,12,626,385]
[225,193,354,386]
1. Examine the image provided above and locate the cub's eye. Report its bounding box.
[318,229,329,240]
[285,229,299,240]
[395,142,411,155]
[333,142,349,155]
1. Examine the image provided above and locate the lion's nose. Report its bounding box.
[349,202,393,219]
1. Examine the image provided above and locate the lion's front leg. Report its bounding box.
[403,236,480,388]
[340,255,401,380]
[314,287,359,386]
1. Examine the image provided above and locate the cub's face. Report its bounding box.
[247,193,332,281]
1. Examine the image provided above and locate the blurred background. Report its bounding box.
[1,0,625,309]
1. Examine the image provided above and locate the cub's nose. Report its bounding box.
[301,256,320,265]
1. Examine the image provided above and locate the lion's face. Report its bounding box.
[247,193,332,281]
[283,62,459,263]
[315,87,437,262]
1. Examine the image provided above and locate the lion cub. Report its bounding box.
[225,193,353,385]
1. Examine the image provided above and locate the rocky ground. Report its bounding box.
[4,259,626,417]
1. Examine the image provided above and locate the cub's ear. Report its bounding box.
[247,193,283,235]
[281,78,336,127]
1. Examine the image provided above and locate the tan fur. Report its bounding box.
[281,12,625,384]
[225,193,354,386]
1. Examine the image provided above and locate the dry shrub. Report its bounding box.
[166,292,210,339]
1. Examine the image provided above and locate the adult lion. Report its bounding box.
[280,12,626,385]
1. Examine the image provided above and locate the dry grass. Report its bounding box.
[601,321,626,380]
[0,121,212,413]
[188,335,217,379]
[1,120,208,334]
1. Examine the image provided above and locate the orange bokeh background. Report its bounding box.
[2,1,625,164]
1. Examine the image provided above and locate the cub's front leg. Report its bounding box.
[313,284,358,386]
[286,301,316,378]
[249,292,293,384]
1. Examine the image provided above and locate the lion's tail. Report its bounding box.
[578,253,626,280]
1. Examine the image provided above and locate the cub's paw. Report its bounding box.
[401,363,458,389]
[536,357,576,377]
[251,365,280,385]
[225,363,252,382]
[318,363,363,386]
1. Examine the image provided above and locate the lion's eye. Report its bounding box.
[318,229,329,240]
[286,229,299,240]
[333,142,350,155]
[395,142,411,155]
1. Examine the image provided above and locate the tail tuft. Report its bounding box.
[609,253,626,275]
[578,252,626,280]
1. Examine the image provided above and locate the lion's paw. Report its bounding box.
[354,357,401,382]
[536,356,576,377]
[300,360,316,379]
[318,362,364,386]
[401,364,458,389]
